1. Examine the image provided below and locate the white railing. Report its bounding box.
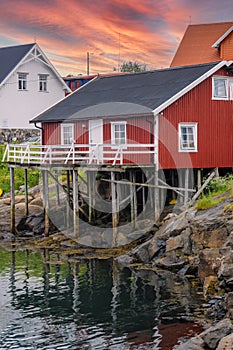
[2,143,157,166]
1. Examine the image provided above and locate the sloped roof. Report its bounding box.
[0,42,71,92]
[212,25,233,48]
[0,43,35,83]
[31,62,221,123]
[171,22,233,67]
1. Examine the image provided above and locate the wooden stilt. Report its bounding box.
[177,169,184,204]
[24,168,29,216]
[171,170,176,199]
[142,172,146,218]
[72,169,79,237]
[54,170,60,206]
[197,169,202,189]
[129,171,135,227]
[42,170,50,236]
[116,173,120,223]
[154,165,160,222]
[87,171,94,223]
[66,170,71,228]
[111,171,118,245]
[10,167,15,234]
[132,171,137,223]
[184,168,189,204]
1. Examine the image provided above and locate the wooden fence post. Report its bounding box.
[10,167,15,234]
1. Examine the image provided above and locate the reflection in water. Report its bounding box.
[0,247,204,349]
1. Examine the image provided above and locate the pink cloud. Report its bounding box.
[0,0,232,75]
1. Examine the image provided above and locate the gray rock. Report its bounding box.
[198,248,221,281]
[201,318,233,349]
[173,335,204,350]
[130,240,151,263]
[166,227,191,254]
[216,333,233,350]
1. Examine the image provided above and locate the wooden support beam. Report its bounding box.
[158,177,184,196]
[78,172,87,185]
[10,167,15,234]
[54,170,60,206]
[101,178,194,193]
[154,166,160,222]
[87,171,95,223]
[111,171,118,245]
[197,169,202,190]
[142,172,146,218]
[184,168,189,204]
[24,168,29,216]
[42,170,50,236]
[72,169,79,237]
[66,170,71,228]
[189,169,217,206]
[132,171,137,223]
[129,171,135,226]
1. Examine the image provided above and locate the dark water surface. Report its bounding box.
[0,246,205,349]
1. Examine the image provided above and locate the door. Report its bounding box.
[89,119,103,162]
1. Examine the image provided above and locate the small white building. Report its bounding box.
[0,43,71,129]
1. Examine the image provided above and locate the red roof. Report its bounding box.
[171,22,233,67]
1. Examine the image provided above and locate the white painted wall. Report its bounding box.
[0,59,66,128]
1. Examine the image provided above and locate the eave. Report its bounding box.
[153,60,233,116]
[212,26,233,48]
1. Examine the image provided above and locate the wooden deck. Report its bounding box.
[2,143,157,166]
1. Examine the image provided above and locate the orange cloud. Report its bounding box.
[0,0,232,75]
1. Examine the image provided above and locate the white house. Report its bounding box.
[0,43,71,129]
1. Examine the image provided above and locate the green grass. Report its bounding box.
[196,174,233,210]
[0,145,40,194]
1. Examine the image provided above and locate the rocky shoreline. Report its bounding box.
[116,190,233,349]
[0,189,233,349]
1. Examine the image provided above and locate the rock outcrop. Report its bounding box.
[117,191,233,349]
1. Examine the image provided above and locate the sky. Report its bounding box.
[0,0,232,77]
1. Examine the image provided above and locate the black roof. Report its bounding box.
[0,43,35,84]
[31,62,218,123]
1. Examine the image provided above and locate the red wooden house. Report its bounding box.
[24,60,233,172]
[3,60,233,237]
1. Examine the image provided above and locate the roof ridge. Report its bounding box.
[98,62,219,79]
[188,21,233,27]
[0,43,35,51]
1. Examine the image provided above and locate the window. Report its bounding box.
[212,76,233,100]
[61,124,74,145]
[18,73,28,90]
[111,122,127,145]
[179,123,197,152]
[39,74,48,92]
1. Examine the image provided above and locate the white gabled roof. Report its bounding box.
[0,42,71,92]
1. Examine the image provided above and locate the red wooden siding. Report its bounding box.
[42,116,154,165]
[42,67,233,169]
[158,68,233,169]
[103,116,154,164]
[43,122,61,144]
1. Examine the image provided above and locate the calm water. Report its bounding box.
[0,246,205,350]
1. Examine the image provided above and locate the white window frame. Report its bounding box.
[18,72,28,90]
[178,123,197,152]
[212,76,229,100]
[38,74,48,92]
[229,78,233,100]
[111,121,127,147]
[61,123,74,145]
